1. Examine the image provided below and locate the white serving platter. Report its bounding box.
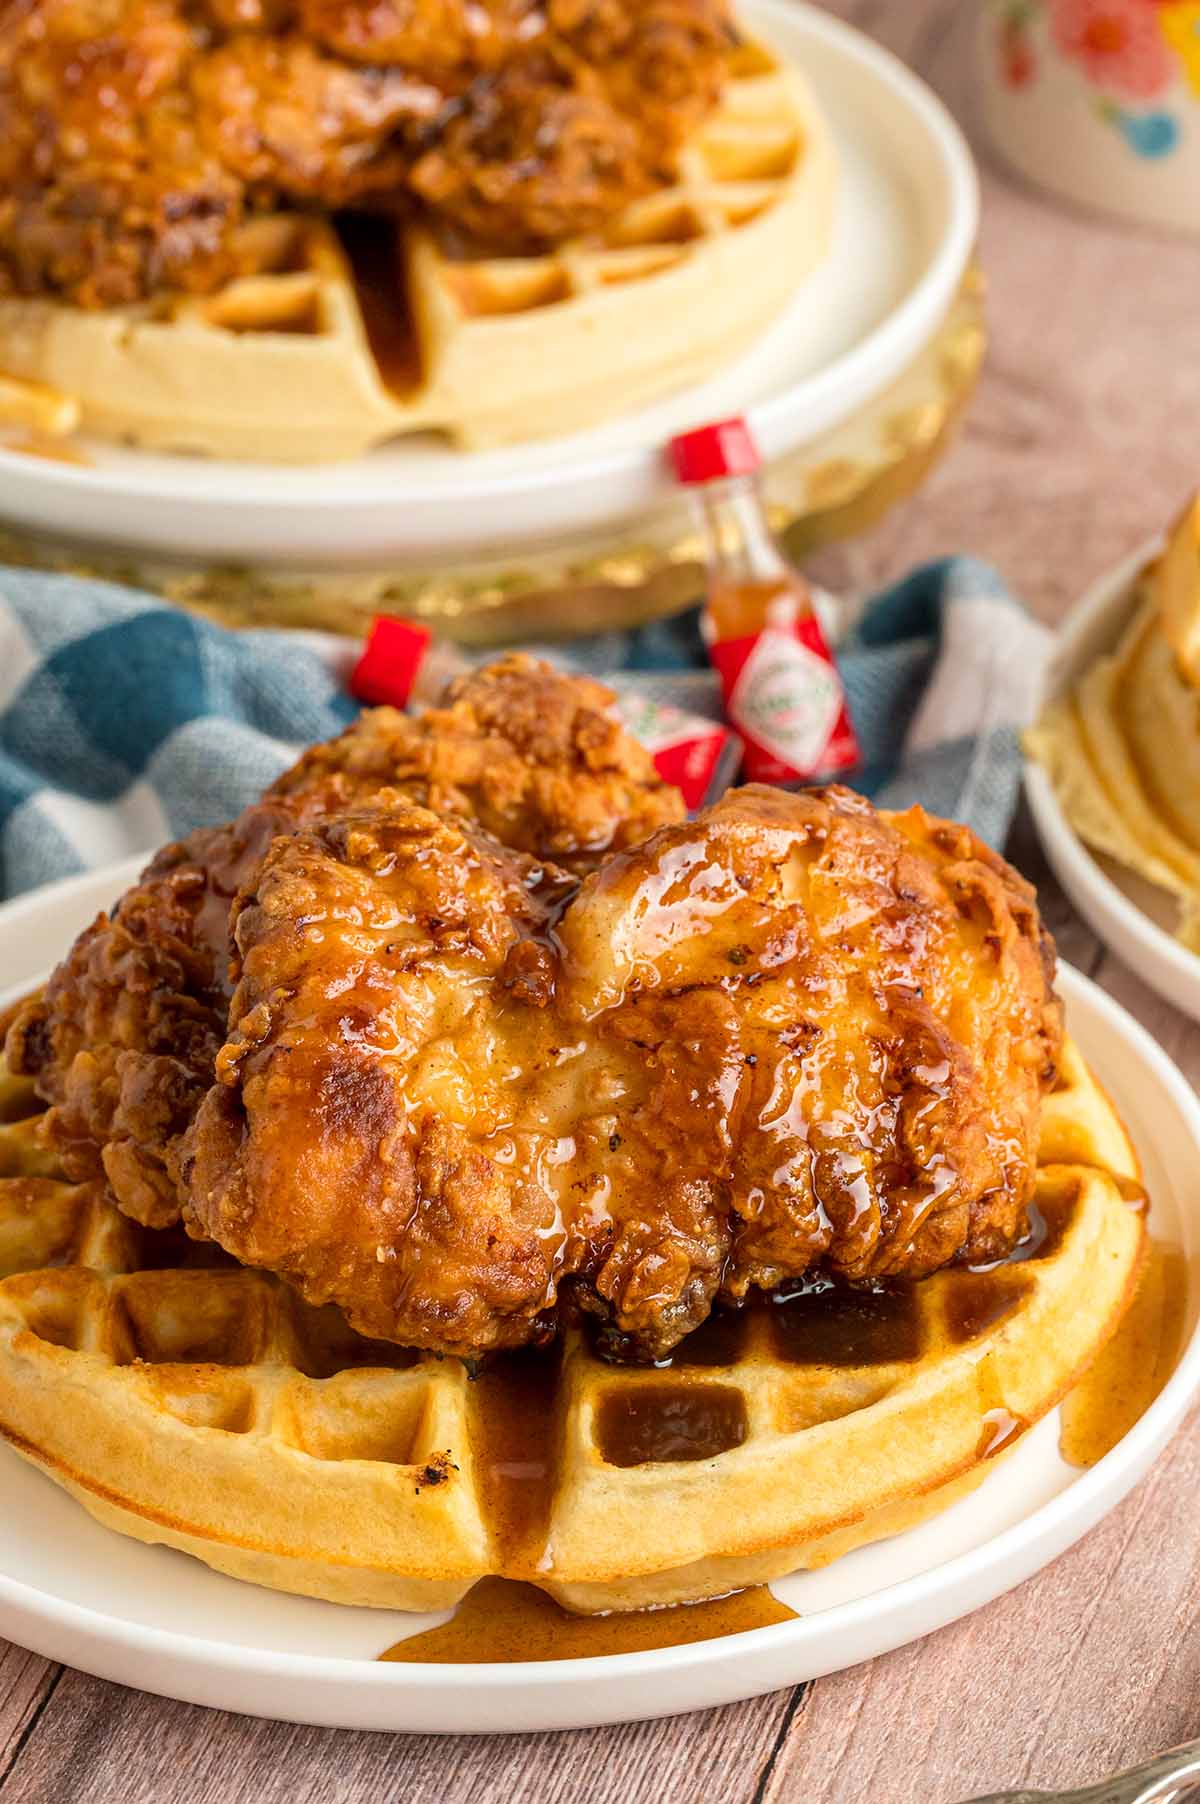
[0,862,1193,1734]
[1024,539,1200,1025]
[0,0,978,568]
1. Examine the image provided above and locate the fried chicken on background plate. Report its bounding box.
[184,784,1063,1361]
[5,657,681,1231]
[0,0,733,306]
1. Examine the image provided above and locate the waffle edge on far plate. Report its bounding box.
[0,1036,1145,1614]
[0,41,835,461]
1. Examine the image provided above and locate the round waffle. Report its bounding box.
[0,1036,1145,1614]
[0,41,835,461]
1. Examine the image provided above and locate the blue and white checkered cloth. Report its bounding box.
[0,556,1048,900]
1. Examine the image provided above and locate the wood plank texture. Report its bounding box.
[0,1675,799,1804]
[3,3,1200,1799]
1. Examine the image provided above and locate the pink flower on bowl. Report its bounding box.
[1048,0,1176,97]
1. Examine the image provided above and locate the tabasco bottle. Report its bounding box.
[669,417,859,785]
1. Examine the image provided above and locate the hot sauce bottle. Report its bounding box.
[669,417,860,785]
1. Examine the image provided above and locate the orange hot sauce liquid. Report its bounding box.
[704,574,816,645]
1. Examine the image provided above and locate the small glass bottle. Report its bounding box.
[670,417,859,785]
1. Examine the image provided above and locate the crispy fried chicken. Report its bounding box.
[5,656,682,1230]
[0,0,734,304]
[275,653,682,871]
[184,785,1063,1361]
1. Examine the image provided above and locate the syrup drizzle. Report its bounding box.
[1059,1239,1188,1468]
[339,216,422,398]
[468,1346,560,1576]
[977,1407,1027,1460]
[769,1280,923,1366]
[595,1384,747,1468]
[378,1577,797,1664]
[943,1270,1033,1345]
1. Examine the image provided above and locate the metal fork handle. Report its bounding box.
[958,1737,1200,1804]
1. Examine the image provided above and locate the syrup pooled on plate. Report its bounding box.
[378,1578,797,1665]
[1060,1239,1188,1468]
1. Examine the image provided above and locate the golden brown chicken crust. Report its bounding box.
[4,792,353,1227]
[186,808,578,1353]
[0,0,733,303]
[183,784,1063,1360]
[0,0,246,307]
[272,654,685,870]
[5,658,682,1230]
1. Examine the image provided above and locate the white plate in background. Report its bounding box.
[0,876,1193,1732]
[1024,539,1200,1024]
[0,0,978,567]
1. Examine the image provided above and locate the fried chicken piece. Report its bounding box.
[190,35,438,206]
[0,0,244,306]
[184,784,1062,1360]
[561,787,1062,1315]
[6,659,681,1229]
[274,654,684,871]
[295,0,537,71]
[551,0,731,144]
[186,807,579,1353]
[407,59,647,249]
[0,0,732,301]
[408,1,732,249]
[4,793,338,1228]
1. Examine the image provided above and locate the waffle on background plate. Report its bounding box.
[1026,494,1200,951]
[0,42,834,461]
[0,1036,1144,1614]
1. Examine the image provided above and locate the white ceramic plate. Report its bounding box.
[0,862,1195,1732]
[1024,540,1200,1025]
[0,0,978,568]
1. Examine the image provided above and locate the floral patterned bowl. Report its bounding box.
[976,0,1200,234]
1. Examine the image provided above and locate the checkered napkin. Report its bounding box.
[0,555,1048,901]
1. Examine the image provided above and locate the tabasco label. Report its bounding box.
[709,619,859,783]
[611,694,741,809]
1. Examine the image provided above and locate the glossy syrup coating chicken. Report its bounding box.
[0,0,245,307]
[4,784,384,1229]
[184,785,1063,1361]
[5,657,682,1231]
[407,0,730,249]
[0,0,733,305]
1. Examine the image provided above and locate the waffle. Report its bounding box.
[0,42,835,461]
[1025,503,1200,950]
[0,1036,1146,1615]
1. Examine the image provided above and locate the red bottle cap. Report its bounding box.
[350,615,432,709]
[668,417,761,486]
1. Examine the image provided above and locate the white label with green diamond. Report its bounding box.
[729,630,841,772]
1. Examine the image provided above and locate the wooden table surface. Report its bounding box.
[4,5,1200,1800]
